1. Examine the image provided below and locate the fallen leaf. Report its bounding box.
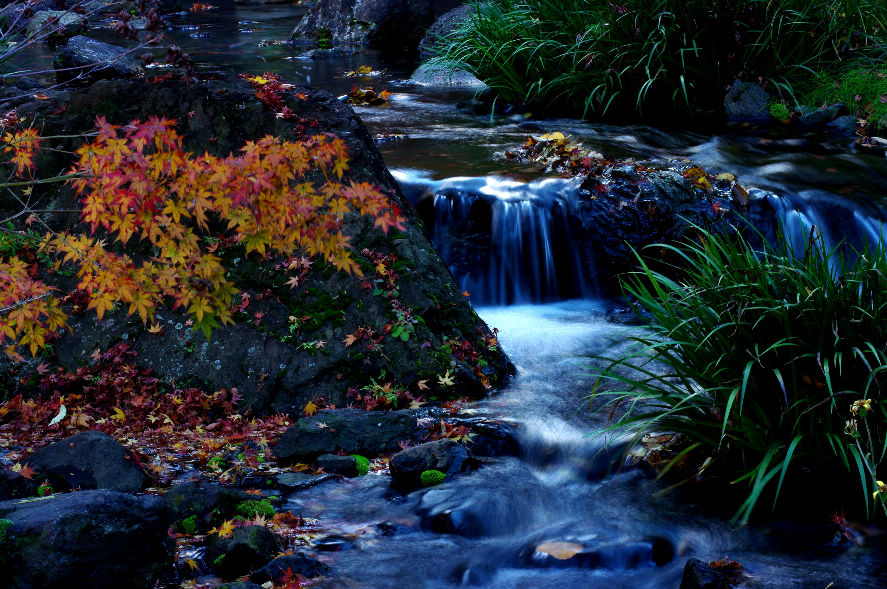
[535,541,584,560]
[110,407,126,423]
[437,370,455,387]
[304,401,318,416]
[48,404,66,426]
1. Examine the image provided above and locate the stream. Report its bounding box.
[15,3,887,586]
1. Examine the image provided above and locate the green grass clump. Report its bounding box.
[769,102,791,122]
[351,454,370,476]
[432,0,886,120]
[0,519,12,541]
[594,226,887,522]
[420,470,446,486]
[234,499,275,520]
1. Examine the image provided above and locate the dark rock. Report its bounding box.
[799,103,845,126]
[313,533,354,551]
[827,115,858,136]
[296,47,361,59]
[26,10,87,43]
[680,558,730,589]
[292,0,464,54]
[206,525,280,579]
[164,481,252,529]
[28,430,149,493]
[418,3,475,58]
[275,472,338,492]
[723,80,770,120]
[409,62,486,88]
[389,438,476,488]
[0,489,173,588]
[54,35,144,84]
[0,469,37,500]
[442,417,519,457]
[316,453,358,477]
[250,552,329,584]
[25,74,511,414]
[218,583,264,589]
[274,409,417,461]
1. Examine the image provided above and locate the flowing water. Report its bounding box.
[12,3,887,586]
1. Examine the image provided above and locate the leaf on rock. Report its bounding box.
[535,541,584,560]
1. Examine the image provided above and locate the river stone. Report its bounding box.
[417,3,476,58]
[54,35,144,84]
[0,469,37,500]
[389,438,476,489]
[218,583,264,589]
[19,73,511,414]
[827,114,858,136]
[0,490,173,588]
[316,453,359,476]
[164,481,252,528]
[275,472,338,491]
[291,0,464,53]
[523,537,674,570]
[250,552,329,584]
[27,430,149,493]
[799,103,845,126]
[680,558,730,589]
[723,79,770,120]
[274,409,417,461]
[206,524,280,579]
[410,62,487,88]
[26,10,87,42]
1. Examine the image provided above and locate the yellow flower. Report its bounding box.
[850,399,872,416]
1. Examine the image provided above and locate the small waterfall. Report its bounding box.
[393,171,596,305]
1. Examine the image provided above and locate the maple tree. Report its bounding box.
[0,116,406,358]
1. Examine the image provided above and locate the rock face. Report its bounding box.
[27,430,149,493]
[250,552,329,584]
[723,79,770,120]
[292,0,465,53]
[54,35,144,84]
[15,74,510,414]
[206,525,280,579]
[25,10,87,43]
[388,438,475,488]
[417,3,475,58]
[0,490,173,589]
[274,409,417,461]
[164,481,252,529]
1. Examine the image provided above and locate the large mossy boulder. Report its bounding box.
[291,0,465,54]
[0,490,173,588]
[54,35,144,84]
[28,430,150,493]
[3,74,511,414]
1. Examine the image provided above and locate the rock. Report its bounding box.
[316,453,358,477]
[680,558,729,589]
[296,47,361,59]
[250,552,329,584]
[164,481,252,529]
[410,62,487,88]
[440,417,520,457]
[723,79,770,120]
[291,0,465,54]
[799,103,845,126]
[827,115,858,136]
[218,583,264,589]
[26,10,87,43]
[0,469,37,500]
[523,536,674,569]
[206,525,280,579]
[0,490,173,588]
[27,430,149,493]
[389,438,475,488]
[274,409,418,461]
[54,35,144,84]
[275,472,338,492]
[417,3,475,58]
[20,74,511,414]
[313,533,354,551]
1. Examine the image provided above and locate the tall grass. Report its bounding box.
[433,0,887,119]
[593,226,887,522]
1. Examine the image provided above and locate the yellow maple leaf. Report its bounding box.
[304,401,318,416]
[216,519,236,538]
[437,370,455,387]
[110,407,126,422]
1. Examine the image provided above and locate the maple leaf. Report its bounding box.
[285,276,299,289]
[315,422,329,429]
[11,462,35,480]
[437,370,455,387]
[184,558,200,572]
[110,407,126,422]
[90,349,102,363]
[215,519,236,538]
[303,401,318,416]
[343,334,357,348]
[148,323,164,335]
[417,379,429,390]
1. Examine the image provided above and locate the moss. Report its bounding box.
[234,499,275,519]
[213,553,226,566]
[0,519,12,542]
[177,515,197,535]
[420,470,446,486]
[316,27,332,49]
[769,102,791,122]
[351,455,370,476]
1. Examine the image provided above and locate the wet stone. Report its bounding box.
[275,472,338,492]
[680,558,730,589]
[250,552,329,584]
[316,454,358,477]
